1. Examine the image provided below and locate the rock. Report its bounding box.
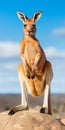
[61,119,65,125]
[0,110,65,130]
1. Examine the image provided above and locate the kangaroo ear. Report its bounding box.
[17,12,27,23]
[33,11,42,22]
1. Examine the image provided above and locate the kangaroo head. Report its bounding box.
[17,11,42,36]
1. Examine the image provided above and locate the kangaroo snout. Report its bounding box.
[23,24,36,35]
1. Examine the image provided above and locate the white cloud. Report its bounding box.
[0,77,18,83]
[52,28,65,35]
[44,47,65,58]
[1,62,18,70]
[0,41,19,58]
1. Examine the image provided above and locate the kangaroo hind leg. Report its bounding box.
[40,84,52,115]
[40,61,53,115]
[8,64,28,115]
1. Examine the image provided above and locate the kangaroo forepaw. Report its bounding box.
[27,71,35,79]
[31,75,35,79]
[30,71,35,79]
[26,72,30,79]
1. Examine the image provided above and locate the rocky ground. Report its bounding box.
[0,110,65,130]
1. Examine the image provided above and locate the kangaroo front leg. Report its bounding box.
[24,60,30,79]
[31,53,41,78]
[20,54,30,79]
[40,84,52,115]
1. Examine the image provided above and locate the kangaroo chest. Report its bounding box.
[24,42,36,66]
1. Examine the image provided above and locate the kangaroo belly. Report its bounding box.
[24,43,36,67]
[20,64,46,96]
[26,76,46,96]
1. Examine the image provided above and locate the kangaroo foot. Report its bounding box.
[40,107,52,115]
[8,105,28,115]
[8,107,17,115]
[40,107,46,114]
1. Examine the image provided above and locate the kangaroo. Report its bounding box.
[9,11,53,115]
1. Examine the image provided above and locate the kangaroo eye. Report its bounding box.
[24,24,27,27]
[33,24,35,27]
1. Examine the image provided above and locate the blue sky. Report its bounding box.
[0,0,65,93]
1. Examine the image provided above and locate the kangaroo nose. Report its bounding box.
[28,30,32,33]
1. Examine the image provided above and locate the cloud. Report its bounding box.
[0,77,18,83]
[0,41,19,59]
[44,47,65,58]
[52,28,65,35]
[0,62,18,70]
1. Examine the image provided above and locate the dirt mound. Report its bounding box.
[0,110,65,130]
